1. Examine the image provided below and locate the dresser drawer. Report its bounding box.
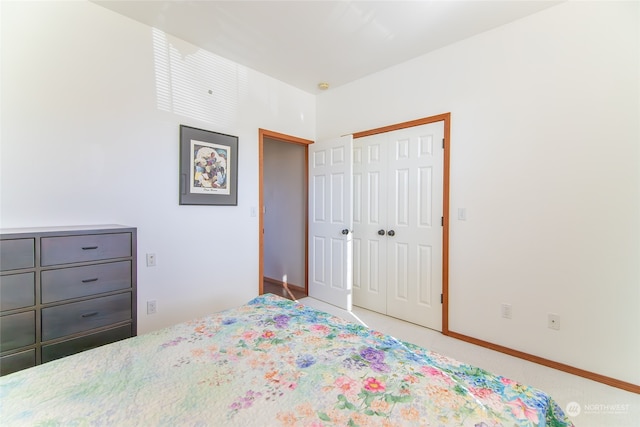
[0,311,35,352]
[0,238,35,271]
[42,293,132,341]
[1,349,36,376]
[42,324,132,363]
[41,233,132,266]
[41,261,132,303]
[0,272,35,311]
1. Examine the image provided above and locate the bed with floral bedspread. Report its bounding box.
[0,294,573,426]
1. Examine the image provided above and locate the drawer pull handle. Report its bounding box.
[82,246,98,250]
[81,278,99,283]
[81,311,99,318]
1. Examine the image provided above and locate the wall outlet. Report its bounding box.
[146,253,156,267]
[501,303,512,319]
[147,300,157,315]
[548,313,560,330]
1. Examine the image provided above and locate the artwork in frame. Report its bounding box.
[179,125,238,206]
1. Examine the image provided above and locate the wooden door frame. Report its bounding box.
[352,112,451,333]
[258,129,314,296]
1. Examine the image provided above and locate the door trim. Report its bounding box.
[352,113,451,333]
[258,129,314,296]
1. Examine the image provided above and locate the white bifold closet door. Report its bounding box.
[353,122,444,330]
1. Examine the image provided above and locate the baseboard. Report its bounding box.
[444,330,640,394]
[263,276,306,293]
[264,275,639,393]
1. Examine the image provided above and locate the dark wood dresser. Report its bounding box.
[0,225,137,375]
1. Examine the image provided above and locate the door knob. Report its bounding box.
[387,230,395,237]
[342,229,349,235]
[378,229,386,236]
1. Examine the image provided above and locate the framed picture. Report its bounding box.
[179,125,238,206]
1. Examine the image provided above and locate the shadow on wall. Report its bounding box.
[151,28,248,125]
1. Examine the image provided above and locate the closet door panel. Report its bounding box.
[386,123,444,329]
[352,134,387,313]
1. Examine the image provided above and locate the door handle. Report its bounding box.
[378,229,386,236]
[341,229,349,235]
[387,230,395,237]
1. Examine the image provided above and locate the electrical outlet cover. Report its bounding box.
[548,313,560,330]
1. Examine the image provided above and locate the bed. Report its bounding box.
[0,294,573,426]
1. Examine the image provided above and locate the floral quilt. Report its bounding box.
[0,294,574,426]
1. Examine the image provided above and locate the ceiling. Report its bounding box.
[92,1,561,94]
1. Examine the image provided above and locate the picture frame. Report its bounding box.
[179,125,238,206]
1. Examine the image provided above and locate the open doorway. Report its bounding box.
[258,129,313,300]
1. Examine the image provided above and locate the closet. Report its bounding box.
[352,122,444,330]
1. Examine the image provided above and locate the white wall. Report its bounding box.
[263,139,306,287]
[0,1,315,333]
[318,1,639,386]
[2,0,638,388]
